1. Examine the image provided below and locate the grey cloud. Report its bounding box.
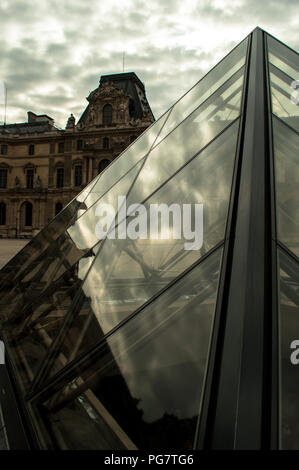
[0,0,298,128]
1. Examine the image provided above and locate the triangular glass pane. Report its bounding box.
[155,37,248,146]
[267,34,299,82]
[84,109,171,207]
[40,247,223,450]
[0,175,101,294]
[0,109,170,298]
[0,158,150,388]
[277,247,299,449]
[0,232,96,321]
[43,119,239,380]
[67,157,144,250]
[273,116,299,257]
[0,261,91,392]
[269,64,299,132]
[127,66,244,205]
[0,157,144,322]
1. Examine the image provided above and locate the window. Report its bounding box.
[25,202,32,226]
[98,159,110,174]
[55,202,63,216]
[0,203,6,225]
[0,169,7,189]
[56,168,64,188]
[103,137,109,149]
[130,135,136,143]
[28,144,35,155]
[77,140,83,151]
[74,165,82,186]
[0,144,7,155]
[26,169,34,189]
[102,104,112,125]
[58,142,64,154]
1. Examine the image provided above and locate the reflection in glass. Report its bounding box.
[273,116,299,257]
[0,110,170,308]
[67,158,144,250]
[87,109,171,199]
[269,65,299,132]
[0,244,100,393]
[155,38,247,145]
[0,232,92,321]
[268,35,298,81]
[45,120,239,379]
[128,67,244,205]
[278,249,299,449]
[0,175,101,305]
[42,248,222,450]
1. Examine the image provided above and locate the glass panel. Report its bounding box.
[67,158,144,250]
[0,232,96,321]
[85,109,171,205]
[0,175,100,300]
[41,247,223,450]
[268,35,299,81]
[0,156,146,323]
[155,38,247,145]
[269,64,299,132]
[273,116,299,257]
[0,244,100,393]
[278,248,299,449]
[0,109,170,297]
[128,67,244,206]
[45,120,238,378]
[0,156,152,389]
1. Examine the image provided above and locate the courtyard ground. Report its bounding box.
[0,239,29,269]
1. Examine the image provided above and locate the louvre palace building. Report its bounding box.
[0,72,154,238]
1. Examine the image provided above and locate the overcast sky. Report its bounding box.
[0,0,298,128]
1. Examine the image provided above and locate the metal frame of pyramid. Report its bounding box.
[0,27,298,450]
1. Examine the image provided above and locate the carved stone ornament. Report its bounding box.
[87,81,129,103]
[112,136,125,146]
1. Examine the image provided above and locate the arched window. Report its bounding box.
[0,202,6,225]
[98,159,110,174]
[103,137,109,149]
[102,104,112,125]
[25,202,32,226]
[55,202,63,216]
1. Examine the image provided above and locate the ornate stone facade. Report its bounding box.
[0,72,154,238]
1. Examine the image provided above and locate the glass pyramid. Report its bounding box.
[0,27,298,450]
